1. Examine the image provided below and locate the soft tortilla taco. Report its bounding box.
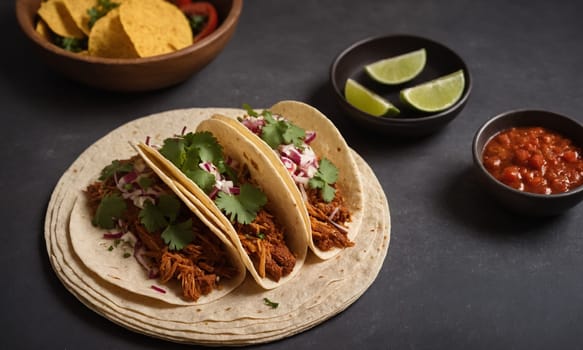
[211,100,364,260]
[136,119,309,290]
[69,153,246,305]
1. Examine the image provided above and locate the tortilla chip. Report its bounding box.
[119,0,192,57]
[35,19,52,40]
[61,0,97,35]
[88,8,139,59]
[37,0,85,39]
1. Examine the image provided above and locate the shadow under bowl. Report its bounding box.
[330,34,471,137]
[15,0,243,92]
[472,109,583,216]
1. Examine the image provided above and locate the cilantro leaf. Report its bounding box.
[317,158,339,184]
[92,194,126,229]
[259,112,306,149]
[137,176,154,189]
[321,184,336,203]
[308,158,339,203]
[159,138,186,168]
[308,177,325,190]
[187,14,208,35]
[53,36,87,52]
[242,103,259,117]
[139,201,167,233]
[263,297,279,309]
[99,160,133,181]
[261,119,286,149]
[183,132,224,163]
[159,131,228,194]
[282,123,306,147]
[139,194,181,233]
[162,219,194,250]
[222,162,240,185]
[215,184,267,224]
[157,194,181,223]
[184,168,216,193]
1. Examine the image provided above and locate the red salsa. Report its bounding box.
[482,126,583,194]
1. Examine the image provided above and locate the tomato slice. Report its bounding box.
[179,2,219,42]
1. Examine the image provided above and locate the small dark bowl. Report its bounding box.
[472,109,583,216]
[15,0,242,92]
[330,34,471,137]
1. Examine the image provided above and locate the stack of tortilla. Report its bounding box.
[44,107,391,345]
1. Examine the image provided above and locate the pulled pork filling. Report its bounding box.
[229,167,296,282]
[306,187,353,251]
[85,156,237,302]
[234,209,296,282]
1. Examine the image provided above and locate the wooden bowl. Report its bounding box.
[15,0,243,92]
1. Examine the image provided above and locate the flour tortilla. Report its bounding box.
[212,100,364,260]
[68,153,247,306]
[44,107,390,345]
[136,117,310,290]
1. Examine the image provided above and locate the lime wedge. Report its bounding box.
[399,70,465,112]
[344,78,400,117]
[365,48,426,85]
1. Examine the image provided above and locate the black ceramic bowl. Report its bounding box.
[472,109,583,216]
[330,34,471,137]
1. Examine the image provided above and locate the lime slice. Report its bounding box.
[344,78,400,117]
[364,48,426,85]
[399,70,465,112]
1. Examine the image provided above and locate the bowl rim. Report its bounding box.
[329,33,472,124]
[15,0,243,65]
[472,108,583,199]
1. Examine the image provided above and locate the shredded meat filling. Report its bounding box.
[84,156,237,302]
[306,186,353,251]
[234,209,296,282]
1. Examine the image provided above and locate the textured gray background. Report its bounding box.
[2,0,583,349]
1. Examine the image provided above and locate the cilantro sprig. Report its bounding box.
[92,193,127,229]
[159,131,229,190]
[263,297,279,309]
[215,184,267,224]
[162,219,194,251]
[53,36,87,53]
[139,194,194,251]
[158,130,268,225]
[308,158,339,203]
[242,104,305,149]
[99,160,133,181]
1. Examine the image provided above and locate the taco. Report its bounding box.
[136,119,309,290]
[69,153,246,305]
[211,100,364,260]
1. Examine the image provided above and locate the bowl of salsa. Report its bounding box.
[472,109,583,216]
